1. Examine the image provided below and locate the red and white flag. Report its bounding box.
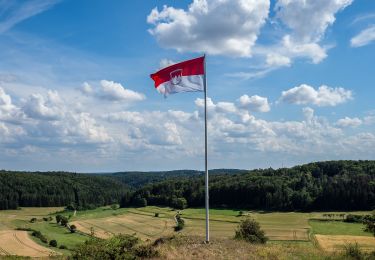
[150,56,205,97]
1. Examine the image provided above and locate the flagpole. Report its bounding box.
[203,54,209,243]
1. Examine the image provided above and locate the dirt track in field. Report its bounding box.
[316,234,375,251]
[0,230,58,257]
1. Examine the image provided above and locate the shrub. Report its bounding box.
[134,244,159,258]
[174,214,185,231]
[235,218,268,244]
[171,197,187,210]
[154,213,159,217]
[42,217,49,221]
[32,231,42,237]
[344,243,363,259]
[59,245,67,249]
[363,214,375,236]
[70,224,77,233]
[30,217,37,223]
[60,216,68,227]
[238,211,244,216]
[49,240,58,247]
[345,214,364,223]
[71,234,158,259]
[56,214,63,224]
[110,204,118,210]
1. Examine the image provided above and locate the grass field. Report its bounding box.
[0,206,374,258]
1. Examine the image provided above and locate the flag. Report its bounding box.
[150,56,205,97]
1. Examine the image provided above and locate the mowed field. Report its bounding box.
[0,207,63,257]
[310,220,375,251]
[0,206,374,258]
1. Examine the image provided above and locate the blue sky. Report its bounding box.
[0,0,375,172]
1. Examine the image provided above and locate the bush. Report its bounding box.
[344,243,363,259]
[31,230,48,244]
[134,244,159,258]
[154,213,159,217]
[174,214,185,231]
[345,214,364,223]
[70,224,77,233]
[363,214,375,236]
[71,234,158,259]
[56,214,63,224]
[235,218,268,244]
[171,197,187,210]
[49,240,58,247]
[60,216,68,227]
[30,217,37,223]
[59,245,67,249]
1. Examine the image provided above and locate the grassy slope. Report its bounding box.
[1,206,374,257]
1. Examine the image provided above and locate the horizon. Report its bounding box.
[0,0,375,172]
[1,159,373,173]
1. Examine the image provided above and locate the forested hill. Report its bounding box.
[110,169,248,188]
[123,160,375,211]
[0,171,129,210]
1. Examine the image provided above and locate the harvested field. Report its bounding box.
[315,234,375,252]
[72,212,175,240]
[0,230,58,257]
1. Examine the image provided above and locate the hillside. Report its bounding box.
[110,169,248,188]
[124,160,375,211]
[0,171,129,210]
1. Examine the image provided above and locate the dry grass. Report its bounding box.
[0,230,59,257]
[72,212,175,240]
[315,235,375,252]
[155,235,328,260]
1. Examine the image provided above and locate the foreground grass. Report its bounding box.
[156,235,339,260]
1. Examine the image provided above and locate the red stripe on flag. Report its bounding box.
[150,56,205,88]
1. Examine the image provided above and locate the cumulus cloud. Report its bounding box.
[266,0,353,65]
[275,0,353,43]
[147,0,270,57]
[336,117,362,128]
[23,91,63,121]
[238,94,270,112]
[80,82,93,95]
[351,25,375,47]
[280,84,352,107]
[99,80,145,102]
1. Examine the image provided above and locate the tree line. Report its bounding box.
[0,171,129,210]
[121,160,375,211]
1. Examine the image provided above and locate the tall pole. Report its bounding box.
[203,54,209,243]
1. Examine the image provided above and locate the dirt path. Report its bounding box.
[0,230,58,257]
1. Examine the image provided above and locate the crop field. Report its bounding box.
[310,220,375,251]
[0,206,374,257]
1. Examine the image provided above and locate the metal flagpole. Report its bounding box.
[203,54,209,243]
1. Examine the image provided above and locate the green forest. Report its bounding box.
[123,160,375,211]
[1,160,375,211]
[0,171,128,210]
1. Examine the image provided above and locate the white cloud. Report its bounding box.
[0,0,60,34]
[336,117,362,128]
[266,53,291,67]
[351,25,375,47]
[80,82,93,95]
[280,84,352,107]
[99,80,145,102]
[159,59,176,69]
[238,95,270,112]
[262,0,353,67]
[22,91,63,121]
[275,0,353,43]
[147,0,270,57]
